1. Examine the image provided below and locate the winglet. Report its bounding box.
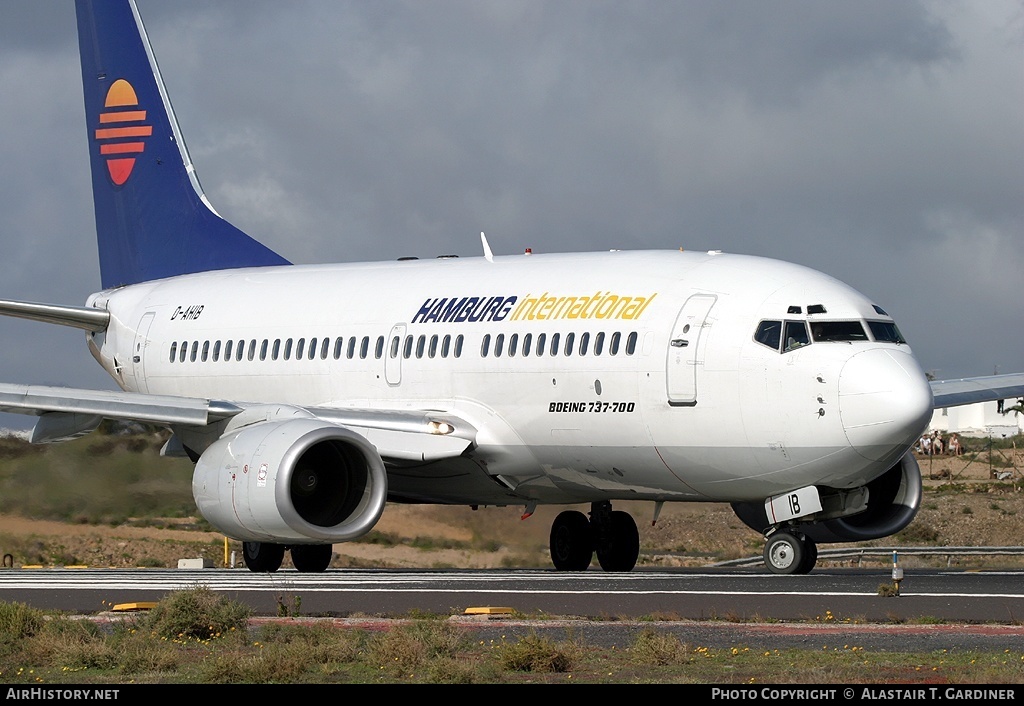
[481,232,494,263]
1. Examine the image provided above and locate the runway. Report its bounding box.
[4,566,1024,626]
[5,566,1024,652]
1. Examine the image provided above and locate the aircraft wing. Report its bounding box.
[930,373,1024,410]
[0,383,474,462]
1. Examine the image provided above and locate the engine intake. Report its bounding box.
[731,451,922,543]
[192,417,387,543]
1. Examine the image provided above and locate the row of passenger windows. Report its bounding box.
[169,334,466,364]
[167,330,639,364]
[480,331,638,358]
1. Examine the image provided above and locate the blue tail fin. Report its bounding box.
[76,0,290,290]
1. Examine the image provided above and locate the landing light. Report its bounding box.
[428,420,454,435]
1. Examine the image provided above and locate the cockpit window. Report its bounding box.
[868,320,906,343]
[754,320,782,350]
[784,321,810,351]
[809,321,868,342]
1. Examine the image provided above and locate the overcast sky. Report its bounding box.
[0,0,1021,430]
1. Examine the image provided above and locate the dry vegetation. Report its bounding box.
[0,430,1022,573]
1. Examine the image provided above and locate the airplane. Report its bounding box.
[1,0,1023,575]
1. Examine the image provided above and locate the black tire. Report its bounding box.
[549,510,593,571]
[795,538,818,575]
[596,510,640,572]
[763,532,805,575]
[242,541,285,572]
[291,544,333,573]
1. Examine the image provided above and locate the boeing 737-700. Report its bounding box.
[1,0,1021,575]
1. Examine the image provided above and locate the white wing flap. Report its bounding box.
[0,383,231,425]
[930,373,1024,410]
[0,383,476,463]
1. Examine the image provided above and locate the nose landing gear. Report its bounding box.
[763,530,817,574]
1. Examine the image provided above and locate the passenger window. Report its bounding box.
[272,339,281,360]
[579,332,589,356]
[169,342,178,363]
[441,334,451,358]
[537,333,546,357]
[347,337,356,359]
[481,334,491,357]
[237,340,245,361]
[454,335,463,357]
[375,336,384,359]
[295,338,305,360]
[403,335,413,359]
[550,333,560,357]
[429,335,438,358]
[259,339,268,361]
[784,321,810,351]
[626,332,637,355]
[415,335,425,358]
[509,333,518,357]
[320,337,330,359]
[523,333,532,357]
[334,337,344,360]
[754,320,782,351]
[360,336,369,359]
[610,332,620,355]
[390,336,400,359]
[283,338,292,360]
[224,340,233,360]
[594,332,604,356]
[306,337,315,360]
[190,341,198,362]
[564,332,575,356]
[494,333,505,357]
[248,340,257,361]
[213,341,222,362]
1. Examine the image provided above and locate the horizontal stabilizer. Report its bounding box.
[0,299,109,332]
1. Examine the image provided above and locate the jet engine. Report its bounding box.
[731,451,922,543]
[192,417,387,544]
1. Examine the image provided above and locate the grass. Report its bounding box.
[2,589,1024,684]
[0,430,197,525]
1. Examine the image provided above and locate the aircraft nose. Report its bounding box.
[838,348,933,462]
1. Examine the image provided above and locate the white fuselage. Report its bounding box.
[86,249,934,507]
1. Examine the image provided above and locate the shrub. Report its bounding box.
[138,586,251,641]
[0,601,45,640]
[497,631,577,673]
[630,627,691,666]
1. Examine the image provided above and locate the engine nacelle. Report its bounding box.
[192,417,387,544]
[731,451,922,543]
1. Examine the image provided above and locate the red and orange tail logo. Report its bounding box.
[95,79,153,186]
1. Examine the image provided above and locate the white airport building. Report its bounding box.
[929,399,1024,439]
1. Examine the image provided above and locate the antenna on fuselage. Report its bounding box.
[481,232,494,263]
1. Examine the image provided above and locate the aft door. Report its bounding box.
[129,311,156,393]
[665,294,716,406]
[384,323,405,386]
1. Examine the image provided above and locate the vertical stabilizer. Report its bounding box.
[76,0,290,289]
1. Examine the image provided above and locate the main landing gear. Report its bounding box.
[242,542,334,573]
[549,501,640,572]
[762,530,817,575]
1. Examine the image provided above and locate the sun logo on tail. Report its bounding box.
[94,79,153,186]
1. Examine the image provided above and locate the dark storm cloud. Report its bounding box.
[0,0,1020,428]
